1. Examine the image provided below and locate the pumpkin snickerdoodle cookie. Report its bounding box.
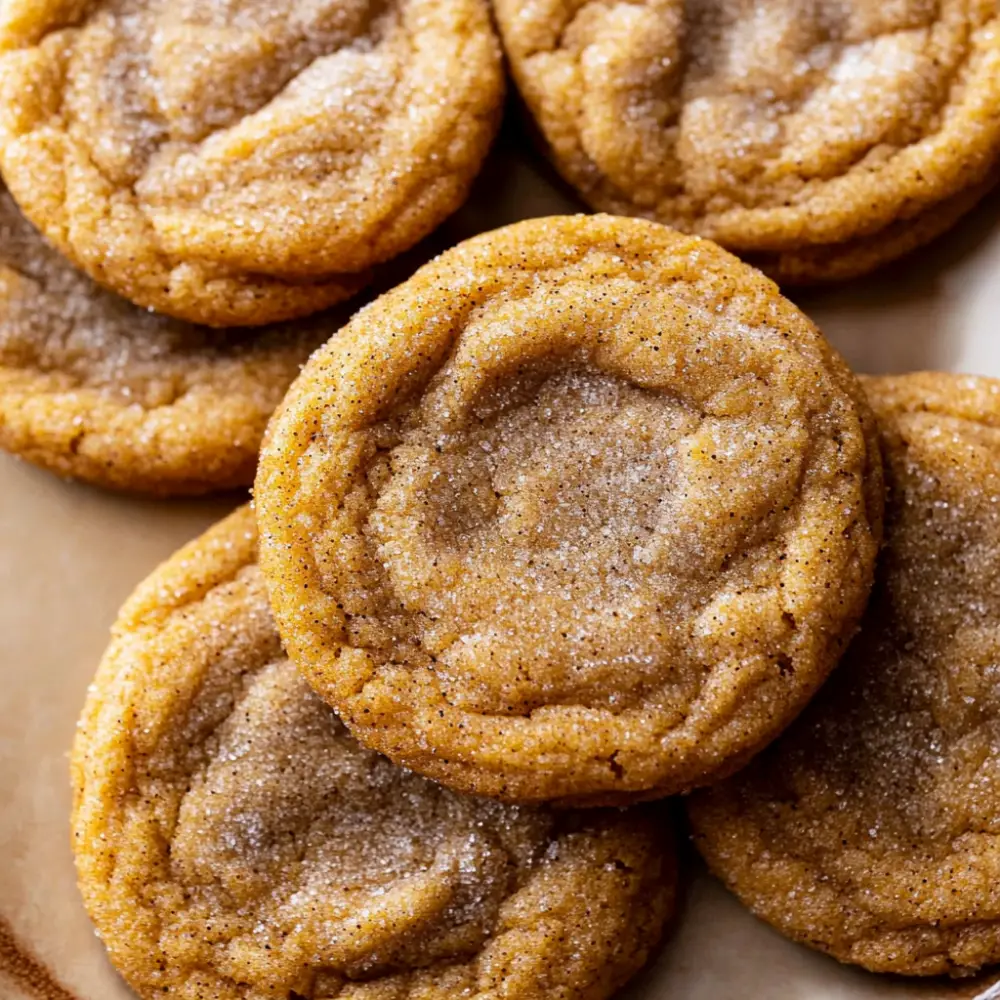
[0,184,339,494]
[0,0,503,326]
[689,373,1000,977]
[255,214,884,806]
[71,505,676,1000]
[494,0,1000,282]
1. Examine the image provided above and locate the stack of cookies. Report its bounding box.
[72,214,888,1000]
[1,0,999,496]
[1,0,1000,997]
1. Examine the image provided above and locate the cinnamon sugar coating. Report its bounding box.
[0,184,340,494]
[71,506,675,1000]
[0,0,502,325]
[255,214,883,805]
[494,0,1000,281]
[690,373,1000,976]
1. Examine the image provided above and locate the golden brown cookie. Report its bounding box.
[494,0,1000,282]
[0,184,342,494]
[0,0,503,327]
[255,214,883,806]
[689,372,1000,977]
[71,505,675,1000]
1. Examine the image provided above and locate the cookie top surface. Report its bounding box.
[255,214,883,805]
[0,185,341,494]
[494,0,1000,271]
[688,372,1000,976]
[71,505,674,1000]
[0,0,502,326]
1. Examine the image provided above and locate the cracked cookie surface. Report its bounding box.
[255,214,883,805]
[0,184,342,494]
[0,0,502,326]
[71,505,675,1000]
[689,373,1000,976]
[494,0,1000,282]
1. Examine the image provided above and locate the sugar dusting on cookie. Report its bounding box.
[71,506,675,1000]
[495,0,1000,280]
[255,213,883,805]
[0,0,502,324]
[0,184,338,493]
[690,372,1000,977]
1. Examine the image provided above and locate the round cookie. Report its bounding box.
[255,214,884,806]
[0,184,341,494]
[72,506,675,1000]
[494,0,1000,282]
[689,372,1000,977]
[0,0,503,327]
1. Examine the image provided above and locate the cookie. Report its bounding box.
[689,372,1000,977]
[0,184,340,494]
[494,0,1000,282]
[255,214,883,806]
[71,506,675,1000]
[0,0,503,327]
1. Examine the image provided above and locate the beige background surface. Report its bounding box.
[2,125,1000,1000]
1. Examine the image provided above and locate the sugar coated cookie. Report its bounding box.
[0,0,503,325]
[0,185,339,494]
[256,214,883,805]
[494,0,1000,282]
[689,373,1000,976]
[72,505,675,1000]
